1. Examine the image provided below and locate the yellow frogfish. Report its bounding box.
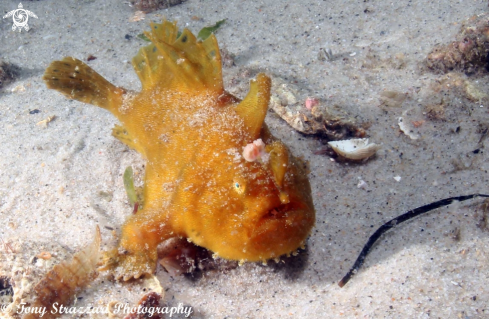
[43,20,315,280]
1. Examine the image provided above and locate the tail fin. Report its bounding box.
[132,20,223,92]
[43,57,125,111]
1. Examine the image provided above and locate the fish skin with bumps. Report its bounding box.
[43,20,315,280]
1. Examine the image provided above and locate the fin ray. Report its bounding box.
[132,20,223,92]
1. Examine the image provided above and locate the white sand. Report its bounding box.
[1,0,489,318]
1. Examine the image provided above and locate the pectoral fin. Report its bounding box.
[112,124,147,158]
[43,57,125,112]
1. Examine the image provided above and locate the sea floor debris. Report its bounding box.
[269,77,365,140]
[0,60,19,89]
[129,0,185,13]
[426,13,489,75]
[327,138,380,160]
[1,228,101,319]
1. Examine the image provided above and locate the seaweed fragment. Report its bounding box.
[137,20,226,43]
[339,194,489,288]
[123,166,143,213]
[197,19,226,41]
[137,33,151,42]
[124,166,138,206]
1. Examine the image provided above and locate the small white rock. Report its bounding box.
[357,179,368,189]
[11,84,26,93]
[393,176,401,182]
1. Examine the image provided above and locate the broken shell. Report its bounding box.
[328,138,380,160]
[36,252,52,260]
[398,117,420,140]
[268,76,365,139]
[129,10,146,22]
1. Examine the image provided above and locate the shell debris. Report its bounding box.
[36,252,52,260]
[269,77,365,140]
[398,117,420,140]
[129,11,146,22]
[36,115,56,128]
[327,138,380,160]
[357,178,368,189]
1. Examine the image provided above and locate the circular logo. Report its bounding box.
[2,3,38,32]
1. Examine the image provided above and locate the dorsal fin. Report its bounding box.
[132,20,223,92]
[235,73,271,139]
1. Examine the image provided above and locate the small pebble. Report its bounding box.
[357,179,368,189]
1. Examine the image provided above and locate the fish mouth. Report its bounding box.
[261,202,296,220]
[259,198,312,224]
[245,201,315,261]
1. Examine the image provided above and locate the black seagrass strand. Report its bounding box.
[338,194,489,288]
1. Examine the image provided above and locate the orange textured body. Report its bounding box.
[43,21,315,280]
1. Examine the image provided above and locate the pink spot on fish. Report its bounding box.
[242,139,268,162]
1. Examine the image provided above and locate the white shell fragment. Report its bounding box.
[328,138,380,160]
[357,179,368,189]
[398,116,420,140]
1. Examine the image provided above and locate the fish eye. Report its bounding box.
[233,178,246,194]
